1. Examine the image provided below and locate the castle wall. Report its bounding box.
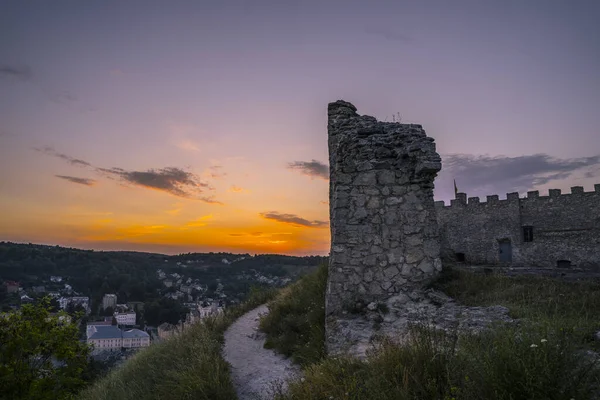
[327,100,442,325]
[436,195,521,265]
[436,185,600,269]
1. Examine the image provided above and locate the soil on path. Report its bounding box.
[223,304,300,400]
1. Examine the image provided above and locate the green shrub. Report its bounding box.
[79,286,277,400]
[259,262,328,367]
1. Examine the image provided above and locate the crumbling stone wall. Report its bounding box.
[326,100,442,351]
[436,186,600,269]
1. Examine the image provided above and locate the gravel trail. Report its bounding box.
[223,304,300,400]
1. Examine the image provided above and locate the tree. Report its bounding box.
[0,298,91,399]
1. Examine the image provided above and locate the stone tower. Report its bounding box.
[326,100,443,353]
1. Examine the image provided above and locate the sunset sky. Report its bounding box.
[1,0,599,255]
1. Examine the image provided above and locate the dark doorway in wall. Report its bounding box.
[498,239,512,263]
[557,260,572,268]
[455,253,465,262]
[523,226,534,242]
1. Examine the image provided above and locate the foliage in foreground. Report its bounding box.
[79,287,276,400]
[259,262,328,366]
[263,265,600,399]
[0,298,91,400]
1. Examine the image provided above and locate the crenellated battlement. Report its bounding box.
[435,184,600,208]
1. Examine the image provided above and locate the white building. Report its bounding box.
[198,302,224,318]
[114,311,136,325]
[50,276,63,283]
[102,294,117,310]
[87,325,150,353]
[59,296,90,313]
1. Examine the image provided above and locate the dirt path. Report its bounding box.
[223,304,300,400]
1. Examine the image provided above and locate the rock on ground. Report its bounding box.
[223,304,300,400]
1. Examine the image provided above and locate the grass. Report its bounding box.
[259,262,328,367]
[263,265,600,400]
[430,267,600,348]
[78,287,276,400]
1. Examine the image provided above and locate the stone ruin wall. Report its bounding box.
[326,100,442,329]
[436,186,600,269]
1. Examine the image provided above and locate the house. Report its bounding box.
[4,281,19,293]
[59,296,90,314]
[163,279,173,288]
[20,294,33,303]
[198,302,224,318]
[102,294,117,310]
[114,311,136,326]
[157,322,180,340]
[50,276,63,283]
[32,286,46,294]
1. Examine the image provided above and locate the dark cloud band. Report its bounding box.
[55,175,96,186]
[287,160,329,180]
[260,211,328,228]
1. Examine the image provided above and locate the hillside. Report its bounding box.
[0,241,324,326]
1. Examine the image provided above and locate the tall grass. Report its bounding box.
[79,287,276,400]
[430,268,600,347]
[259,262,328,366]
[278,324,599,400]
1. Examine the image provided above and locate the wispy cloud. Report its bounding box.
[260,211,328,228]
[287,160,329,180]
[186,214,213,227]
[437,153,600,198]
[175,139,200,152]
[228,185,250,193]
[200,196,225,205]
[55,175,96,186]
[166,207,182,216]
[0,64,32,81]
[207,165,226,179]
[35,146,91,167]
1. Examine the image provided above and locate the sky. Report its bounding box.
[1,0,599,255]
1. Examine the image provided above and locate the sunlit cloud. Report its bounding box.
[287,160,329,180]
[228,185,250,193]
[55,175,96,186]
[186,214,214,227]
[259,211,328,228]
[175,139,200,152]
[166,207,182,216]
[320,200,328,205]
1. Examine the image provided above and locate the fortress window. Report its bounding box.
[523,226,534,242]
[455,253,465,262]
